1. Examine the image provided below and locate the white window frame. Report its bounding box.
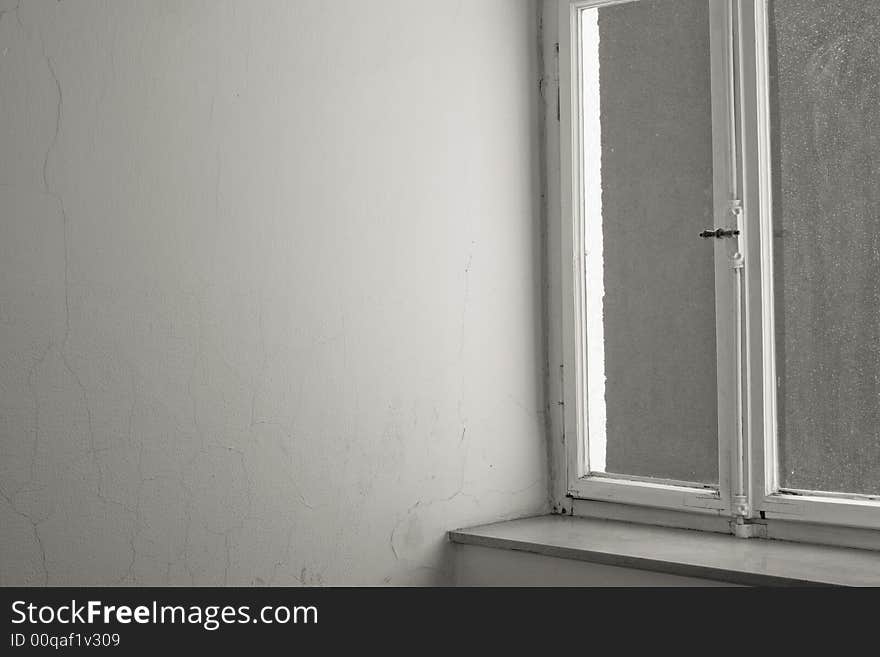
[559,0,740,517]
[555,0,880,536]
[741,0,880,531]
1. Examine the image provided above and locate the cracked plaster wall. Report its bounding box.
[0,0,547,586]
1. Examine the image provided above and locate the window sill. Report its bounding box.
[448,515,880,586]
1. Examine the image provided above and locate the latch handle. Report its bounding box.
[699,228,740,239]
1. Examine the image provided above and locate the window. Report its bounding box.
[556,0,880,533]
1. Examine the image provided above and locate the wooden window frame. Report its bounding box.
[553,0,880,536]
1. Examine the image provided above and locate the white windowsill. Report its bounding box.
[448,515,880,586]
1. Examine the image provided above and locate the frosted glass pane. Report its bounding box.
[582,0,718,485]
[770,1,880,494]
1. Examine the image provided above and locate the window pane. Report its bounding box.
[770,1,880,495]
[581,0,718,485]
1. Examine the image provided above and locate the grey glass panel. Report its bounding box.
[769,1,880,495]
[583,0,718,484]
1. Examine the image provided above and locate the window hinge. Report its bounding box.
[729,199,744,270]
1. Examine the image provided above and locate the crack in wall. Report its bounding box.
[0,487,48,584]
[0,0,22,30]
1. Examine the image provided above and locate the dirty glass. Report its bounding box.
[769,0,880,495]
[581,0,719,485]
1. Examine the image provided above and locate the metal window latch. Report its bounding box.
[699,227,740,239]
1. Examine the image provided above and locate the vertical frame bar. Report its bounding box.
[559,0,588,489]
[739,0,777,508]
[710,0,739,518]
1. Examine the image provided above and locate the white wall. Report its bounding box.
[0,0,547,586]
